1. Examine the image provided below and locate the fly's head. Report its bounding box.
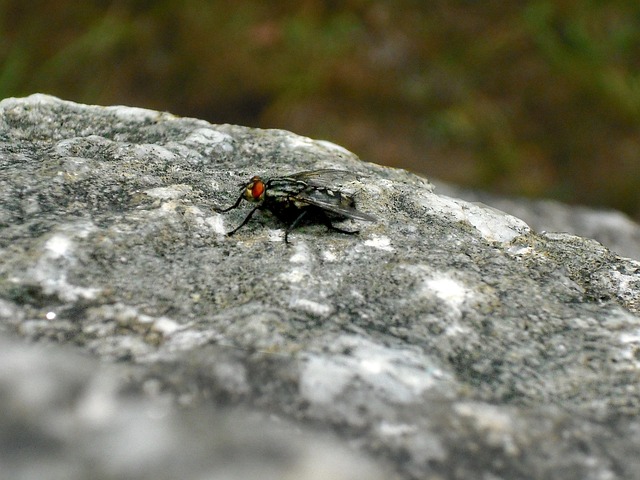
[243,176,266,203]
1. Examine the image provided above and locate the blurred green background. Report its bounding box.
[2,0,639,219]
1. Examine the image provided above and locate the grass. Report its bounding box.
[1,0,638,218]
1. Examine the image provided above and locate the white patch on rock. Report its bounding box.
[206,215,227,236]
[283,133,316,150]
[620,330,640,344]
[454,402,519,455]
[289,298,333,317]
[30,271,100,303]
[106,104,165,122]
[424,276,468,309]
[151,317,181,337]
[45,234,73,259]
[464,202,530,243]
[283,267,307,284]
[321,250,338,262]
[407,267,475,329]
[0,94,123,116]
[619,326,640,368]
[300,335,450,405]
[21,223,102,302]
[144,184,192,200]
[420,193,530,243]
[613,270,637,292]
[363,235,394,252]
[377,421,418,437]
[299,356,353,404]
[289,243,311,264]
[159,200,180,214]
[185,128,235,152]
[610,265,640,298]
[507,245,533,256]
[181,206,206,230]
[281,245,313,282]
[281,245,335,316]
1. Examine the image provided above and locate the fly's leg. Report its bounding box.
[227,206,261,236]
[320,212,359,235]
[213,191,245,213]
[285,210,309,244]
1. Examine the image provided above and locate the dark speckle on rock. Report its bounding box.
[2,94,640,480]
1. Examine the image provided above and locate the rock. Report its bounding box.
[433,180,640,261]
[0,337,386,480]
[1,94,640,479]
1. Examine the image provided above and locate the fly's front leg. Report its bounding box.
[227,206,261,236]
[213,191,245,213]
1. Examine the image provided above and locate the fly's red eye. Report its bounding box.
[251,180,265,199]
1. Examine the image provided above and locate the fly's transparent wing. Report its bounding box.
[284,169,367,188]
[295,187,377,222]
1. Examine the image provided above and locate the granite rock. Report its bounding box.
[2,94,640,479]
[0,337,385,480]
[434,180,640,261]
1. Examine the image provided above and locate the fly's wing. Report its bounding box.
[285,169,367,188]
[295,187,377,222]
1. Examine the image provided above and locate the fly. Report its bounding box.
[214,169,377,243]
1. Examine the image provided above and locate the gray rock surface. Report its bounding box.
[0,337,384,480]
[2,94,640,479]
[433,180,640,261]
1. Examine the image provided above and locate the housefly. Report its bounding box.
[213,169,377,243]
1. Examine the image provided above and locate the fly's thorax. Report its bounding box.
[264,178,308,198]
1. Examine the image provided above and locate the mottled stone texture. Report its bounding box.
[1,95,640,480]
